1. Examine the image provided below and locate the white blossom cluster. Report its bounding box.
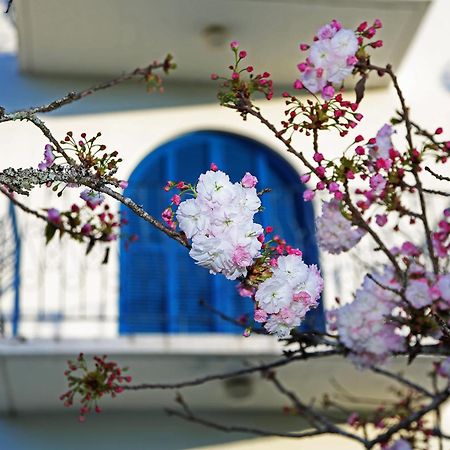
[329,269,405,367]
[316,199,365,254]
[255,255,323,338]
[298,20,359,97]
[176,170,263,280]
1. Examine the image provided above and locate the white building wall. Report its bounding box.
[0,0,449,338]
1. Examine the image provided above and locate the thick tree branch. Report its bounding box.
[0,166,189,248]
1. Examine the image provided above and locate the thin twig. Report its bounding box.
[7,60,170,116]
[425,166,450,183]
[367,388,450,447]
[123,349,339,391]
[0,186,102,243]
[267,372,368,445]
[166,407,327,439]
[370,366,433,398]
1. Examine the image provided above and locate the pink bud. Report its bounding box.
[210,73,219,80]
[313,152,324,163]
[373,19,382,29]
[375,214,388,227]
[355,135,364,143]
[321,85,335,100]
[300,173,311,183]
[315,166,326,177]
[303,189,315,201]
[242,328,251,337]
[231,72,239,80]
[230,40,240,49]
[293,79,303,90]
[316,181,325,190]
[299,43,309,51]
[210,162,218,172]
[357,21,368,32]
[171,194,181,206]
[328,182,340,193]
[119,180,128,189]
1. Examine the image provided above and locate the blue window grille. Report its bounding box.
[119,131,324,334]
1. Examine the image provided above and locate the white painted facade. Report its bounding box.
[1,0,450,448]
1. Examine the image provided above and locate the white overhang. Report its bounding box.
[14,0,431,89]
[0,337,435,413]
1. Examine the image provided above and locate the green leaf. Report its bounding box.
[45,223,57,245]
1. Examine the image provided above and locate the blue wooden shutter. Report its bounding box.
[119,131,324,334]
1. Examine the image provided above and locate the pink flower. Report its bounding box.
[119,180,128,189]
[237,284,254,298]
[232,245,254,268]
[230,40,240,49]
[241,172,258,188]
[254,309,268,323]
[38,144,55,170]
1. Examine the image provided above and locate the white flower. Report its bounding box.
[196,170,235,207]
[316,200,365,254]
[331,268,405,368]
[176,198,210,239]
[255,255,324,336]
[255,277,293,314]
[405,279,432,309]
[330,29,358,58]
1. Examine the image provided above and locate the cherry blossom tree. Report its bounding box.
[1,16,450,450]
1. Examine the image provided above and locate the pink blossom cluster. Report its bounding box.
[38,144,56,170]
[369,123,396,161]
[404,271,450,311]
[254,254,323,338]
[329,269,405,367]
[316,199,365,254]
[432,208,450,258]
[387,439,412,450]
[295,20,358,99]
[175,169,263,280]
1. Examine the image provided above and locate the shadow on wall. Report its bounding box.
[0,411,315,450]
[0,54,221,116]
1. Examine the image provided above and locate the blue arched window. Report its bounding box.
[119,131,324,334]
